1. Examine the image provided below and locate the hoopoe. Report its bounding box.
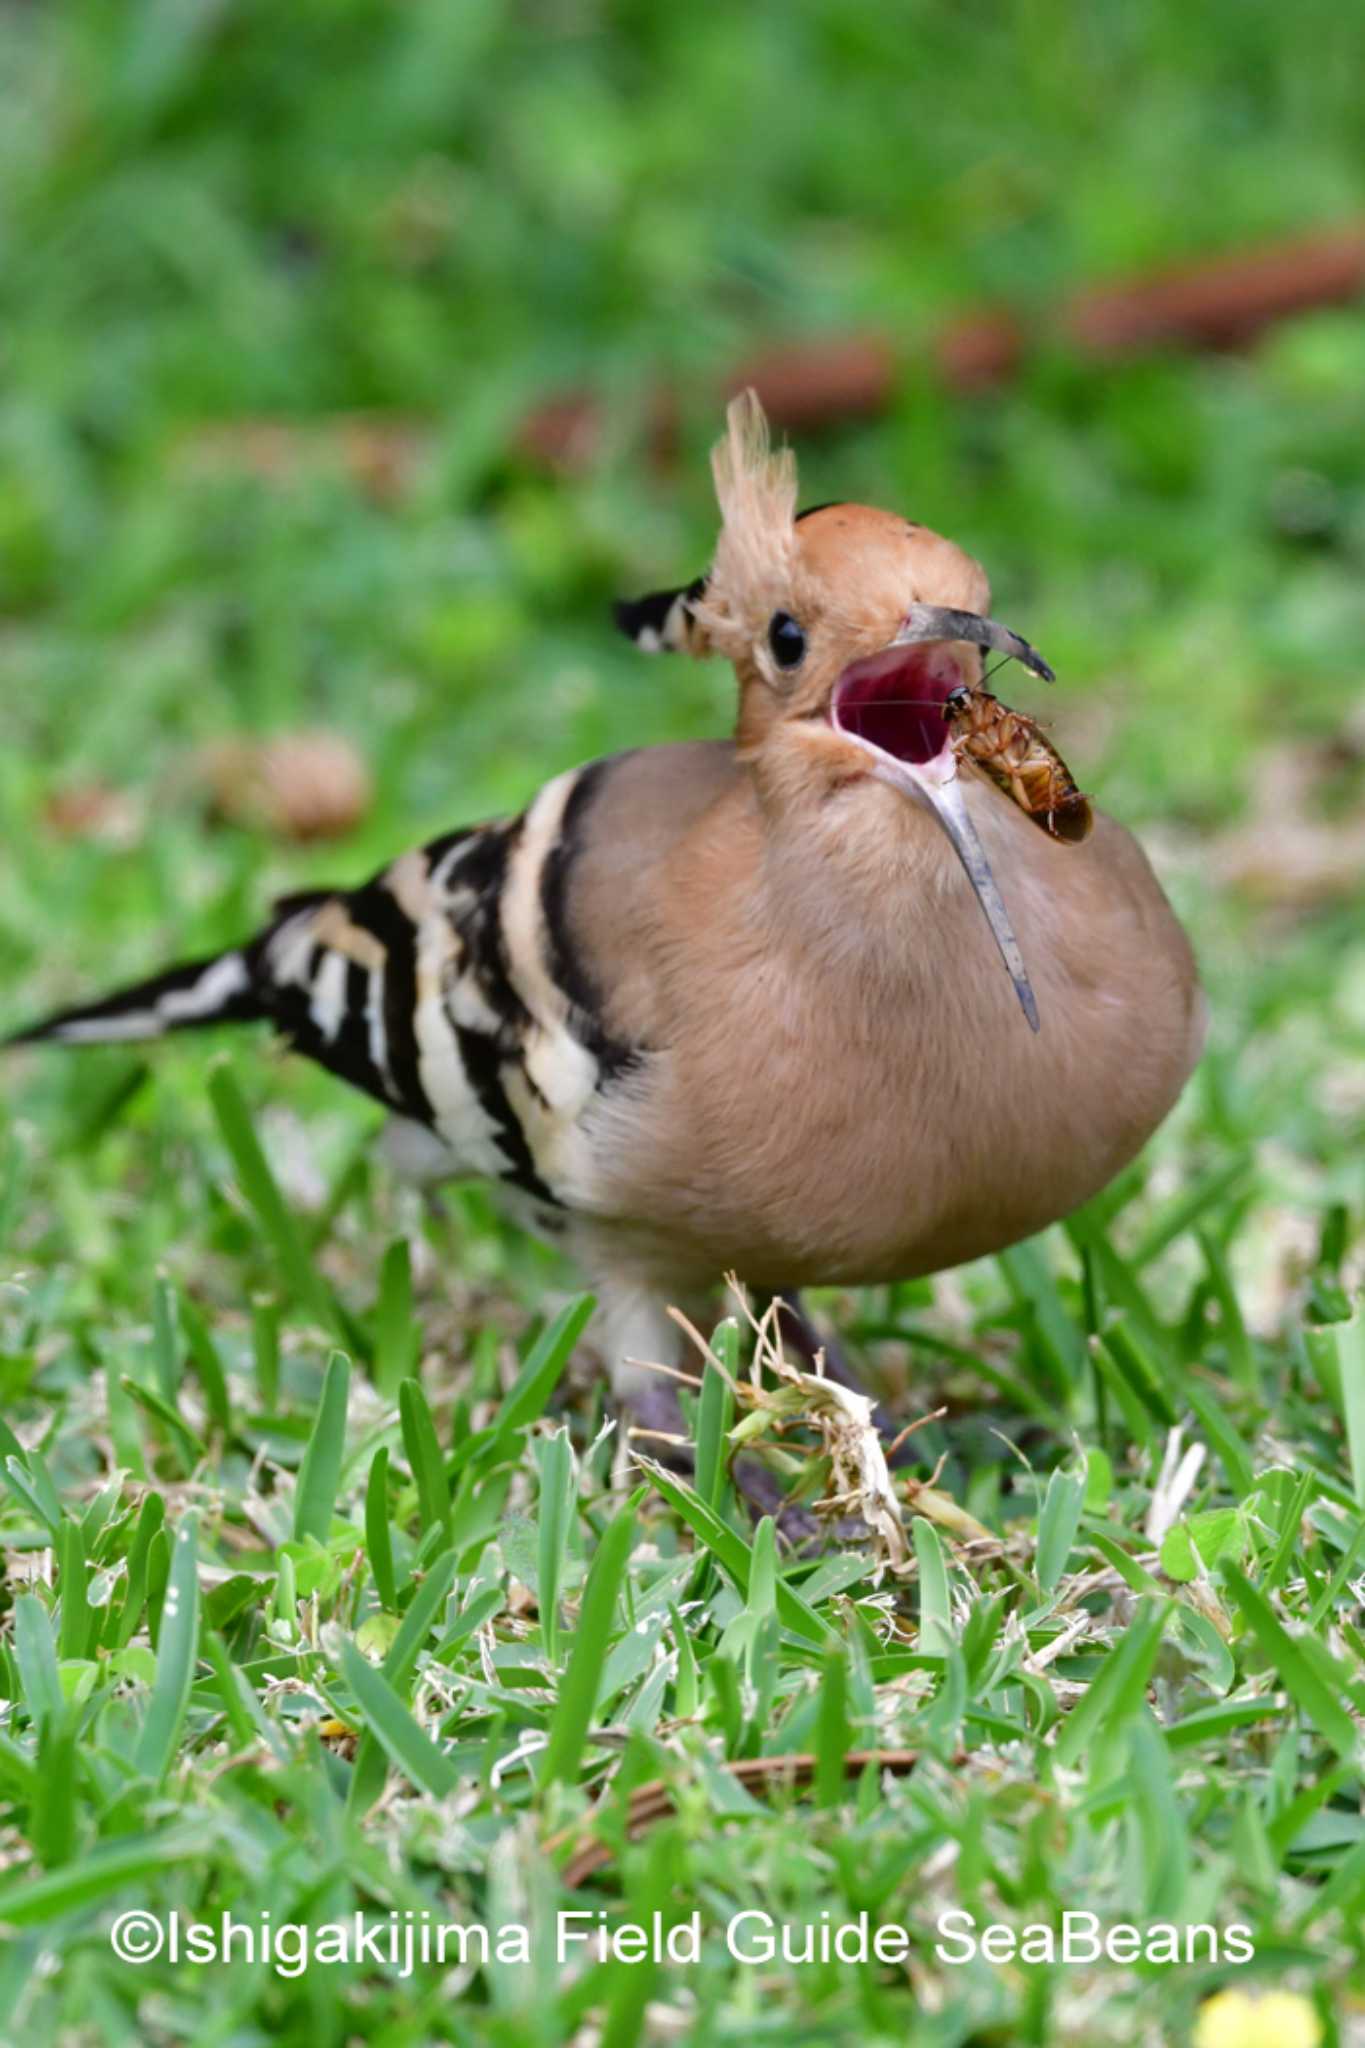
[8,395,1204,1403]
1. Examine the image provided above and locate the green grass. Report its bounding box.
[2,2,1365,2043]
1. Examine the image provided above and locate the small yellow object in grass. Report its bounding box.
[1193,1988,1322,2048]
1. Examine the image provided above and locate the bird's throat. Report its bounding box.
[831,643,963,768]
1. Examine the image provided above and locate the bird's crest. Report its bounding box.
[694,391,797,657]
[612,392,798,662]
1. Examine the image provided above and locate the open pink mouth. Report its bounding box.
[830,644,964,765]
[823,610,1046,1034]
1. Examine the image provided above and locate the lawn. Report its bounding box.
[1,2,1364,2043]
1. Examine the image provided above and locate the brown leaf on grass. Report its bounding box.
[42,782,143,847]
[196,732,373,843]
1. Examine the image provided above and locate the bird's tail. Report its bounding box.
[7,948,264,1049]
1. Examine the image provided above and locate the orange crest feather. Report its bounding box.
[695,391,797,655]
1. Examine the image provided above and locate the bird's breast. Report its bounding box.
[581,788,1204,1288]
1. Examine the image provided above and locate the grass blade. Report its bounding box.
[32,1709,79,1868]
[1052,1598,1167,1770]
[292,1350,351,1545]
[13,1595,63,1731]
[374,1238,420,1396]
[118,1376,205,1464]
[815,1640,852,1807]
[364,1447,398,1611]
[150,1275,181,1404]
[1316,1308,1365,1508]
[1127,1707,1189,1916]
[202,1629,278,1755]
[348,1550,460,1813]
[0,1834,204,1926]
[535,1426,576,1665]
[177,1291,231,1435]
[1199,1228,1258,1393]
[112,1492,166,1649]
[637,1456,833,1645]
[1182,1376,1255,1496]
[340,1637,459,1798]
[400,1377,451,1539]
[207,1062,342,1337]
[145,1526,171,1644]
[1134,1158,1253,1267]
[1036,1464,1086,1594]
[57,1519,93,1661]
[134,1512,200,1784]
[539,1495,639,1788]
[251,1295,281,1409]
[1223,1563,1359,1762]
[997,1240,1086,1396]
[472,1295,594,1474]
[1097,1315,1177,1427]
[17,1447,62,1529]
[695,1325,737,1511]
[914,1517,954,1652]
[382,1552,458,1686]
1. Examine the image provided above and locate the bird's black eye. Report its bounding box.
[767,611,806,670]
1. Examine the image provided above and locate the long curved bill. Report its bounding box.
[870,744,1042,1034]
[894,607,1046,1030]
[834,605,1052,1032]
[896,605,1055,683]
[920,769,1040,1032]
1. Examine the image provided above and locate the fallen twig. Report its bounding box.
[552,1747,942,1887]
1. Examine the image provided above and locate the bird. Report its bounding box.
[7,393,1205,1409]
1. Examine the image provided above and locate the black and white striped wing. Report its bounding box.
[249,771,631,1206]
[12,766,639,1209]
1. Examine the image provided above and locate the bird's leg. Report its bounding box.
[623,1373,695,1475]
[589,1277,700,1476]
[596,1282,692,1407]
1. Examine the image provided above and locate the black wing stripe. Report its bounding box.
[440,822,562,1200]
[451,1023,556,1203]
[449,821,532,1034]
[333,880,432,1122]
[538,764,639,1081]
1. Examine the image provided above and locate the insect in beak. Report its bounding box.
[830,607,1053,1033]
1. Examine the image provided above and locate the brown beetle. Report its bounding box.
[945,684,1093,843]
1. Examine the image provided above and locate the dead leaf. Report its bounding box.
[197,732,372,843]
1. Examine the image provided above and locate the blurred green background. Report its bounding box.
[2,0,1363,1286]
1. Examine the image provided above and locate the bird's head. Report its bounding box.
[614,390,1055,1030]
